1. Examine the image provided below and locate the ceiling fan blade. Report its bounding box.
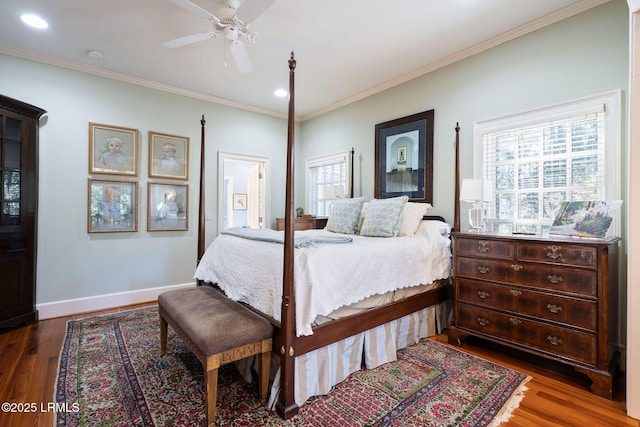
[236,0,275,23]
[168,0,216,20]
[229,40,253,73]
[163,31,218,48]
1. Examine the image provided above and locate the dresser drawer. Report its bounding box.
[517,242,597,267]
[456,278,596,330]
[455,257,597,297]
[456,303,596,365]
[454,237,515,259]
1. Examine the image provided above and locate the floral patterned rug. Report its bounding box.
[55,306,529,426]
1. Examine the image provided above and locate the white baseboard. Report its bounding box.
[36,282,196,320]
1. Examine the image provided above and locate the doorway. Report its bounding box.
[218,152,269,233]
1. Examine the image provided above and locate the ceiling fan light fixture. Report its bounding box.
[224,26,239,40]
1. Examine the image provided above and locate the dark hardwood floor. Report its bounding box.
[0,302,638,426]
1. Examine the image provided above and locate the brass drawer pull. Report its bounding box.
[546,304,563,314]
[477,240,489,253]
[511,264,523,271]
[477,290,490,299]
[478,266,490,274]
[509,318,522,325]
[510,289,522,297]
[477,317,490,326]
[547,274,564,284]
[546,245,564,260]
[546,335,564,346]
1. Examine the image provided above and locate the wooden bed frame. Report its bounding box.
[196,53,461,419]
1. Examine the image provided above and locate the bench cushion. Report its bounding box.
[158,286,272,355]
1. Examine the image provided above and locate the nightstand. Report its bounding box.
[276,217,328,231]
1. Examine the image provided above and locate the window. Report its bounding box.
[306,151,351,217]
[474,90,621,235]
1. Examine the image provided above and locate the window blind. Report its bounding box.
[481,110,606,234]
[306,152,348,217]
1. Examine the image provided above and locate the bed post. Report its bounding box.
[276,52,300,419]
[453,123,461,233]
[350,147,355,197]
[197,115,207,263]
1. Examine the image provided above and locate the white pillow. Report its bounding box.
[356,202,369,233]
[325,197,365,234]
[397,202,432,236]
[359,196,408,237]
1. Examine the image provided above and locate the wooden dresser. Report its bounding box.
[448,231,620,398]
[276,217,328,231]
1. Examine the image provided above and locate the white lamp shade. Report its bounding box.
[460,178,494,203]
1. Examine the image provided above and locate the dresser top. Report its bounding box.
[452,231,620,245]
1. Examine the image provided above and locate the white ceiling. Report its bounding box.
[0,0,610,120]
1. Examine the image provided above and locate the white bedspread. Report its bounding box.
[194,220,452,336]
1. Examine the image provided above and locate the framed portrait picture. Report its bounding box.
[233,193,247,210]
[89,122,138,176]
[149,131,189,180]
[88,179,138,233]
[374,110,434,203]
[147,183,188,231]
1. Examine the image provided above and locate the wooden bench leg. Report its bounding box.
[159,313,168,355]
[205,365,219,427]
[259,340,271,401]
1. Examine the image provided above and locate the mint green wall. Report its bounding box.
[298,0,629,225]
[0,54,289,303]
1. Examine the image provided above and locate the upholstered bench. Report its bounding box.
[158,286,273,426]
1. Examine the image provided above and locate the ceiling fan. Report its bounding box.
[164,0,277,73]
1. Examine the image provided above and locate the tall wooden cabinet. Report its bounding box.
[448,231,620,399]
[0,95,46,328]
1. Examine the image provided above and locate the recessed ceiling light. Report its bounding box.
[20,14,49,29]
[87,50,104,59]
[274,89,288,98]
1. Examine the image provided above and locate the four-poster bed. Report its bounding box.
[195,53,461,419]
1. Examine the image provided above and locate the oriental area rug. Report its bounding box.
[55,306,530,426]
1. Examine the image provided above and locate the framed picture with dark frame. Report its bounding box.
[147,183,188,231]
[374,110,434,203]
[89,122,139,176]
[88,179,138,233]
[149,131,189,180]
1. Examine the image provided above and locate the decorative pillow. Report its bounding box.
[397,202,433,236]
[359,196,409,237]
[356,202,369,233]
[325,197,365,234]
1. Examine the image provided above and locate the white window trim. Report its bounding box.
[473,89,622,235]
[305,150,352,214]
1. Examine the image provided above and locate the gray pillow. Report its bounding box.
[359,196,409,237]
[325,197,365,234]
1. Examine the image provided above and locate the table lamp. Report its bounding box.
[460,178,494,232]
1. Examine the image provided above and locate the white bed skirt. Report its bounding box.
[266,299,451,409]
